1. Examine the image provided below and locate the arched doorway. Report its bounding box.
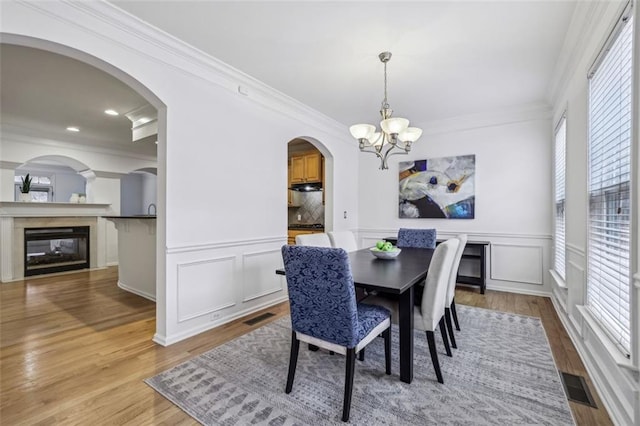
[286,137,333,242]
[1,34,167,341]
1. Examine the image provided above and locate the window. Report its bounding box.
[14,174,53,202]
[553,116,567,281]
[586,8,633,356]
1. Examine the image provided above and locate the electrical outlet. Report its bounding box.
[297,214,302,221]
[344,211,347,219]
[211,312,221,321]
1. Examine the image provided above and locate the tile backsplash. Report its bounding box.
[288,191,324,224]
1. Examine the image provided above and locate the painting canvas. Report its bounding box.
[399,155,475,219]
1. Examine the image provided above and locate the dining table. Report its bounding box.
[276,246,434,384]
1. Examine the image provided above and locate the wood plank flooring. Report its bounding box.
[1,268,611,425]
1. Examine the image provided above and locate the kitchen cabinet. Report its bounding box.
[290,152,322,183]
[287,164,297,207]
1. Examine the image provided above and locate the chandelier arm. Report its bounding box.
[360,147,386,161]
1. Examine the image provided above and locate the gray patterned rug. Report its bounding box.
[145,305,574,425]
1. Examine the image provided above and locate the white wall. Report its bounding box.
[1,1,360,345]
[120,173,143,216]
[358,112,554,296]
[548,2,639,425]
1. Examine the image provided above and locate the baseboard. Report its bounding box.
[160,296,289,346]
[485,282,552,297]
[549,296,632,426]
[117,280,155,302]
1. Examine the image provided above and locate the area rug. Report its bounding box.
[145,305,574,425]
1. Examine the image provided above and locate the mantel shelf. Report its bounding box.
[0,202,113,218]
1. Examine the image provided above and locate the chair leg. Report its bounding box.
[444,307,457,349]
[451,299,460,331]
[342,348,356,422]
[358,348,365,361]
[286,332,300,393]
[426,331,443,384]
[383,327,391,375]
[439,317,452,357]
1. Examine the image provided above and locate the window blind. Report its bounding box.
[586,11,633,356]
[554,116,566,281]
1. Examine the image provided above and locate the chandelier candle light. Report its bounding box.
[350,52,422,170]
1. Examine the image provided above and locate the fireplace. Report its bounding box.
[24,226,90,277]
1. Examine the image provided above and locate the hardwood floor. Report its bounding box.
[1,268,611,425]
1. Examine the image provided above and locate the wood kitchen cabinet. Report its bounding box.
[290,152,322,183]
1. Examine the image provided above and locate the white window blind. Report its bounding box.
[554,116,566,281]
[586,10,633,356]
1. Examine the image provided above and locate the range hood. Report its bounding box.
[290,182,322,192]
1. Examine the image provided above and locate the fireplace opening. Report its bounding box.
[24,227,90,277]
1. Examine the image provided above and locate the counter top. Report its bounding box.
[103,215,156,219]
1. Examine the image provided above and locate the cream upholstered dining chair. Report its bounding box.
[444,234,467,349]
[364,238,459,384]
[295,233,332,247]
[282,245,391,422]
[328,231,358,252]
[396,228,437,303]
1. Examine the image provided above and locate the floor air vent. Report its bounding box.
[560,371,597,408]
[244,312,275,326]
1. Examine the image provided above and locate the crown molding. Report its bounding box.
[1,123,158,162]
[415,102,552,137]
[12,0,354,148]
[547,1,628,107]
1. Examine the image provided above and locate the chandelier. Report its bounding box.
[349,52,422,170]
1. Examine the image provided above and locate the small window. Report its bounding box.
[553,116,566,281]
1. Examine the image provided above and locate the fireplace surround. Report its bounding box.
[24,226,90,276]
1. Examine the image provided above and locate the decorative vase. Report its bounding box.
[69,193,79,203]
[19,193,31,202]
[78,195,86,203]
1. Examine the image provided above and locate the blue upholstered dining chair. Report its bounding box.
[397,227,437,249]
[444,234,468,349]
[365,238,459,384]
[281,245,392,422]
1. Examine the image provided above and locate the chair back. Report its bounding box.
[445,234,468,305]
[420,238,459,331]
[281,245,360,347]
[397,228,437,249]
[295,233,332,247]
[328,231,358,252]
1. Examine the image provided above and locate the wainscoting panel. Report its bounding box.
[176,256,236,323]
[242,248,285,302]
[491,243,543,285]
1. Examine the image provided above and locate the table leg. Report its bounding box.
[398,286,414,383]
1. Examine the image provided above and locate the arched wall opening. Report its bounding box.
[1,34,167,341]
[286,136,334,232]
[14,155,93,203]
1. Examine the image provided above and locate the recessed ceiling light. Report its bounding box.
[104,109,119,116]
[66,126,80,132]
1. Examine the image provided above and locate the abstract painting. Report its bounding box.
[399,155,475,219]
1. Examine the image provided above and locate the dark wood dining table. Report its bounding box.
[276,246,434,384]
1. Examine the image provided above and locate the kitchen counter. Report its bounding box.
[104,216,156,301]
[288,224,324,231]
[103,215,156,219]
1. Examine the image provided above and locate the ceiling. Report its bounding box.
[1,1,581,156]
[0,44,157,157]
